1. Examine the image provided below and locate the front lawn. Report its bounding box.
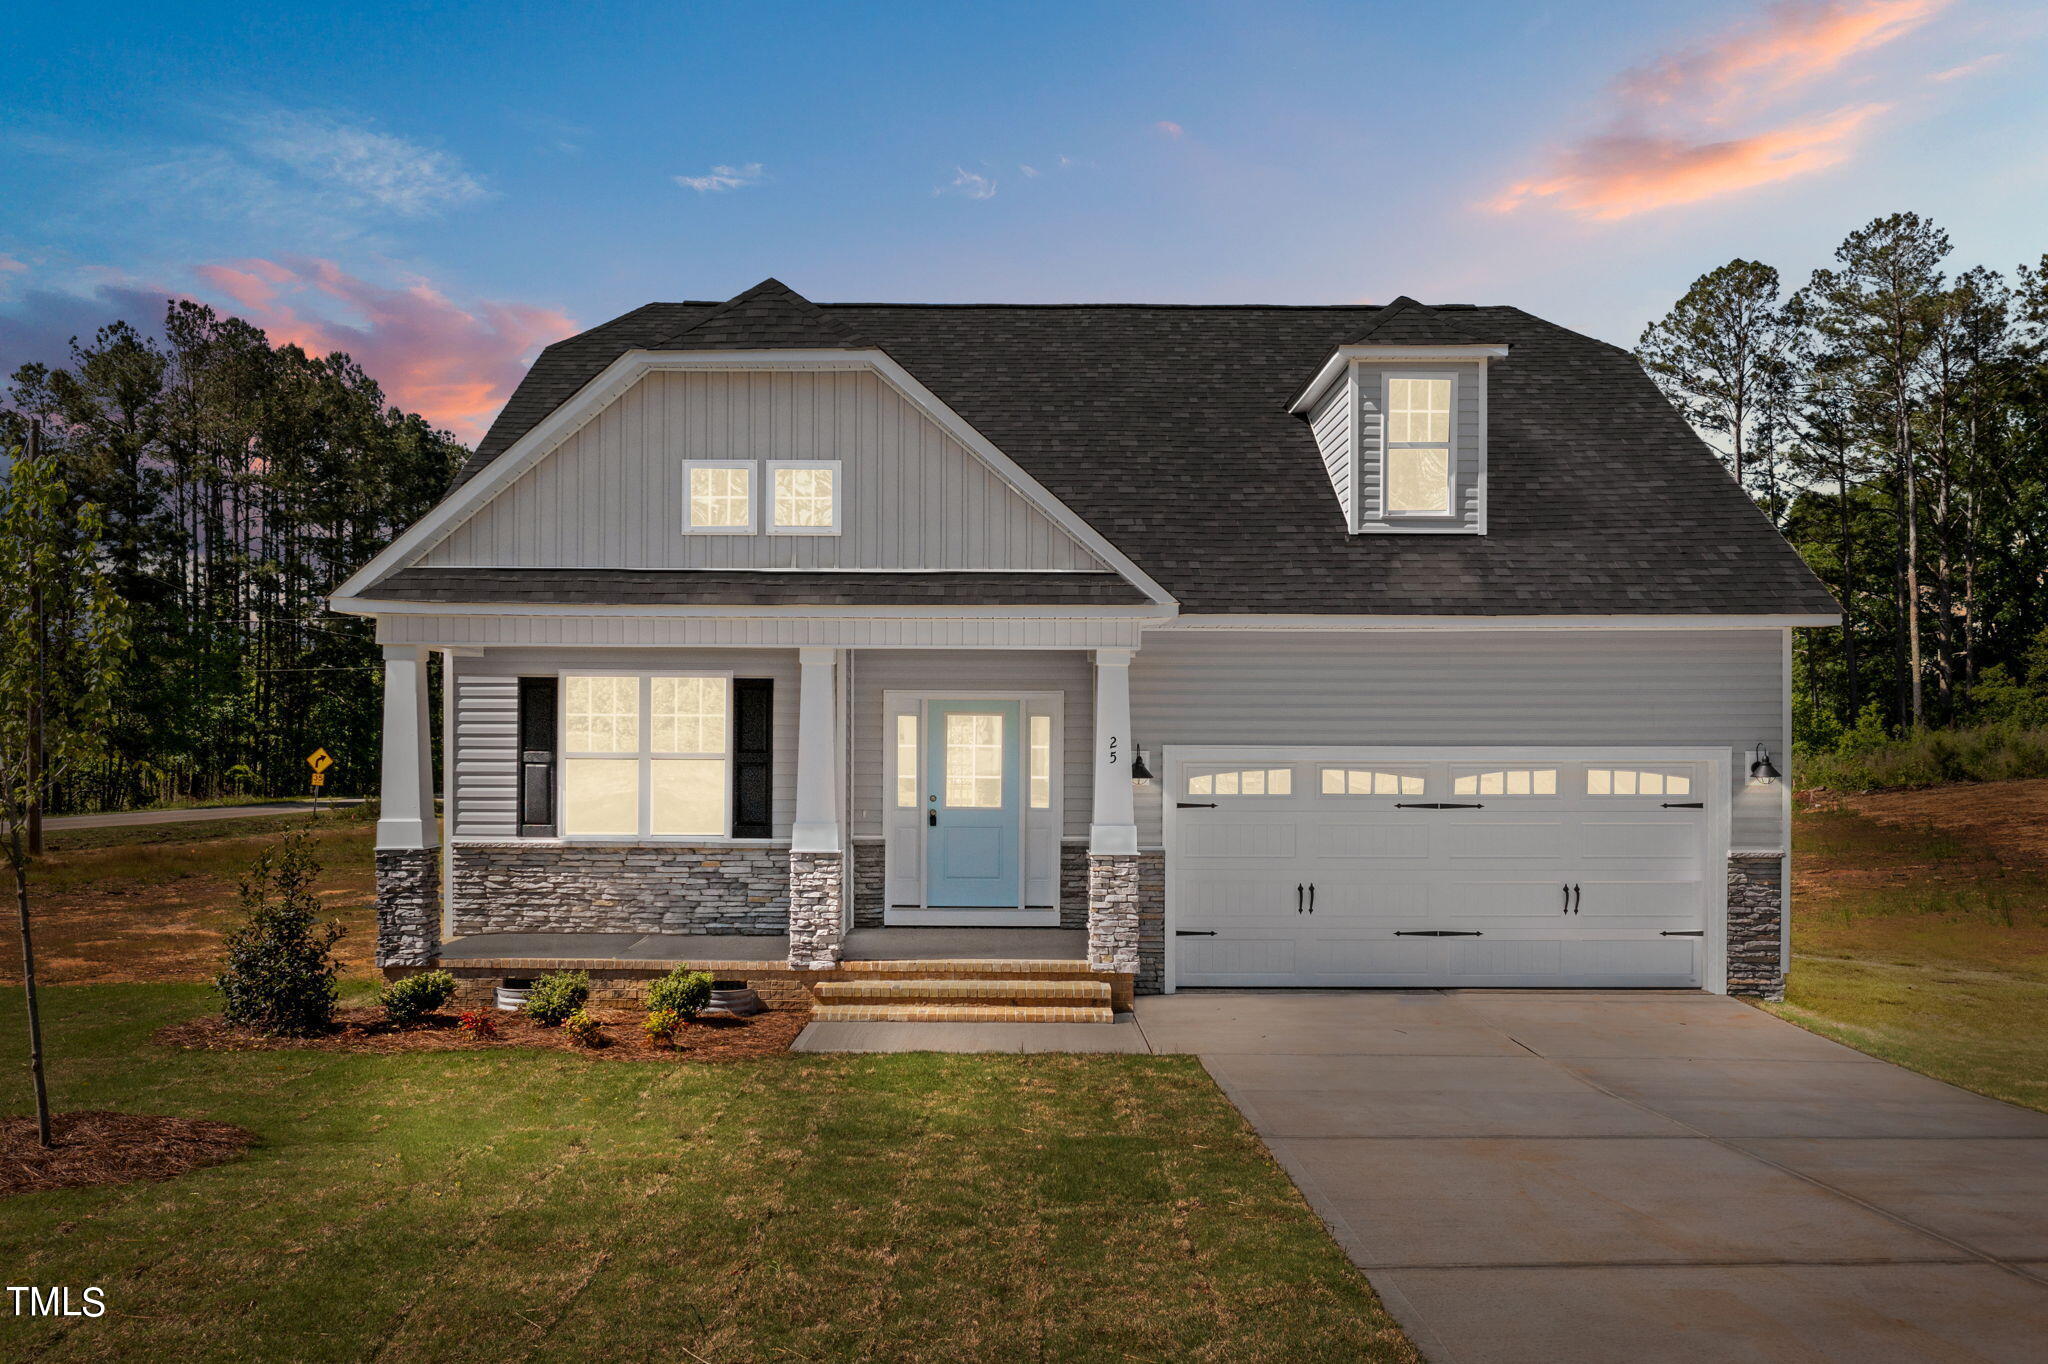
[0,985,1415,1363]
[1773,786,2048,1113]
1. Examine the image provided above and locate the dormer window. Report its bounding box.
[684,461,755,533]
[1384,375,1455,516]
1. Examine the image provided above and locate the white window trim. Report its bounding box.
[681,460,757,535]
[765,459,843,536]
[1380,370,1458,520]
[557,669,738,841]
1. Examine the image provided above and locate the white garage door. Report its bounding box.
[1167,750,1717,989]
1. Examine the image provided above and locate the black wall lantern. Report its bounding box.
[1747,741,1781,786]
[1130,746,1154,783]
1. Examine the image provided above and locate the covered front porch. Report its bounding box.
[371,632,1155,995]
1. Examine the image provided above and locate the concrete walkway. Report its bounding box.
[46,799,364,830]
[1137,990,2048,1364]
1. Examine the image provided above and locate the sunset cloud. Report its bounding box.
[195,257,575,443]
[1494,0,1949,219]
[1153,120,1185,139]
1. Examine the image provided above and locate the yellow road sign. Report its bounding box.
[307,748,333,773]
[309,772,326,787]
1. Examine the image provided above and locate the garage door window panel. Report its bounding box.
[1319,766,1426,796]
[1451,767,1558,797]
[1587,766,1694,796]
[1186,766,1294,797]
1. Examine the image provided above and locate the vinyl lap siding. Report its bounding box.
[452,648,801,840]
[1354,361,1482,532]
[420,369,1107,572]
[1129,629,1786,849]
[1307,378,1353,522]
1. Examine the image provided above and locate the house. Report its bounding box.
[330,279,1837,1015]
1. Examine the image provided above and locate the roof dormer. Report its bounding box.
[1289,297,1508,536]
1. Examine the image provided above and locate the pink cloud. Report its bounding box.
[1153,120,1184,139]
[193,257,576,443]
[1494,0,1948,219]
[1491,104,1887,220]
[0,255,26,273]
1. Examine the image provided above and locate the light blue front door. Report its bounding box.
[923,700,1022,908]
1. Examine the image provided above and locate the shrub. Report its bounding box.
[381,970,457,1026]
[643,1007,682,1044]
[1801,721,2048,793]
[215,832,346,1037]
[456,1009,499,1039]
[646,968,714,1021]
[563,1009,606,1047]
[522,971,591,1026]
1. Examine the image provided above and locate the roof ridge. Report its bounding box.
[652,278,874,350]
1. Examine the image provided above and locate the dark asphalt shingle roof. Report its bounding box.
[434,284,1836,617]
[365,567,1155,607]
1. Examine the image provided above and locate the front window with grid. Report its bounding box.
[1384,375,1454,515]
[770,461,840,533]
[562,674,731,837]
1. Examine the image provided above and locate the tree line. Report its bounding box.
[2,302,465,810]
[1636,213,2048,748]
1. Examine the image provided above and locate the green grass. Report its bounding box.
[29,820,376,893]
[1768,801,2048,1112]
[0,985,1415,1363]
[1799,721,2048,792]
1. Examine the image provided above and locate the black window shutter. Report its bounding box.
[517,676,558,837]
[732,678,773,838]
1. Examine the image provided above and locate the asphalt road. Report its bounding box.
[45,799,365,831]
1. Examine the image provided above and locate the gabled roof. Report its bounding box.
[1342,295,1503,347]
[434,285,1838,618]
[653,277,874,351]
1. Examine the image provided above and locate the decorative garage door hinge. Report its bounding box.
[1395,802,1484,809]
[1395,929,1483,937]
[1175,930,1218,937]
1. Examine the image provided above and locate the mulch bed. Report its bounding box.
[155,1003,810,1062]
[2,1110,257,1197]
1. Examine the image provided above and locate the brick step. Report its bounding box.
[812,977,1112,1006]
[830,957,1094,977]
[810,1003,1116,1025]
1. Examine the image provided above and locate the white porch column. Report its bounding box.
[1088,647,1138,854]
[376,645,434,850]
[791,647,842,853]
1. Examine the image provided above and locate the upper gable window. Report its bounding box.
[684,461,755,533]
[1384,376,1454,516]
[769,460,840,535]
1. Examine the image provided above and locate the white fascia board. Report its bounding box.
[333,347,1177,610]
[1287,344,1511,414]
[330,596,1176,621]
[1155,613,1841,631]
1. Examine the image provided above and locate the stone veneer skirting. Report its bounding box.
[1726,851,1785,1000]
[449,842,788,937]
[787,850,844,968]
[1087,854,1140,975]
[375,847,441,967]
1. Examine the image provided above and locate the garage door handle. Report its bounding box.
[1396,930,1483,937]
[1308,883,1315,913]
[1296,883,1304,914]
[1176,930,1217,937]
[1573,883,1581,914]
[1662,801,1704,809]
[1177,801,1218,809]
[1660,930,1704,937]
[1395,802,1484,809]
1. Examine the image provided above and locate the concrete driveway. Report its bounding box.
[1134,990,2048,1364]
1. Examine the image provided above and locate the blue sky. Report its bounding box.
[3,0,2042,440]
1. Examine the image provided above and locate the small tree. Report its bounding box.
[0,432,128,1146]
[216,832,346,1036]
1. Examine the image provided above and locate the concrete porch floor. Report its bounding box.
[439,927,1088,965]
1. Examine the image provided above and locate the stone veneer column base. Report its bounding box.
[375,847,441,967]
[788,850,845,969]
[1087,853,1140,975]
[1727,851,1786,1000]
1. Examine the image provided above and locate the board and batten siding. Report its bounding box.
[419,369,1107,572]
[450,648,801,840]
[1354,361,1482,532]
[849,649,1094,841]
[1128,629,1786,850]
[1307,377,1353,521]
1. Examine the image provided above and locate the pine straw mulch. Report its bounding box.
[2,1110,257,1197]
[154,1003,810,1063]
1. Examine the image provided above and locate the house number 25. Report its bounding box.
[1107,736,1120,766]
